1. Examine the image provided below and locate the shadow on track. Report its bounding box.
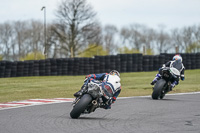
[67,115,117,121]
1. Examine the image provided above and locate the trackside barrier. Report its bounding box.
[0,53,200,78]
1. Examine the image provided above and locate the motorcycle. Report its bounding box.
[70,78,113,119]
[152,66,180,100]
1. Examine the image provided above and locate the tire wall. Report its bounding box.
[0,53,199,78]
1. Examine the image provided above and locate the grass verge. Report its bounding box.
[0,69,200,103]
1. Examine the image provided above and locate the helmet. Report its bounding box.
[109,70,120,77]
[172,54,182,62]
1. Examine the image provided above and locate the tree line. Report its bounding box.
[0,0,200,61]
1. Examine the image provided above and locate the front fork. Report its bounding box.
[162,81,171,94]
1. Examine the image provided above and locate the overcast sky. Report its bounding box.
[0,0,200,30]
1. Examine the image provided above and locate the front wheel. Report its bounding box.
[70,94,92,119]
[152,79,166,100]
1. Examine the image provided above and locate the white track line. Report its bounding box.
[0,98,74,111]
[0,92,200,111]
[118,91,200,99]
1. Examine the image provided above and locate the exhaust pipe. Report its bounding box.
[92,100,97,105]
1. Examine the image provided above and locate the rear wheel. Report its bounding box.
[70,94,92,119]
[152,79,166,100]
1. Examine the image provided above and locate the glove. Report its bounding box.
[161,64,166,69]
[181,77,184,81]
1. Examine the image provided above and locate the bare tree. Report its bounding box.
[103,24,118,55]
[13,20,44,60]
[193,25,200,52]
[182,26,194,53]
[82,22,103,46]
[54,0,97,57]
[193,25,200,42]
[120,24,146,52]
[13,21,29,60]
[154,26,171,53]
[129,24,143,51]
[140,27,156,52]
[28,20,44,58]
[0,22,14,60]
[171,28,184,53]
[171,26,197,53]
[45,24,60,58]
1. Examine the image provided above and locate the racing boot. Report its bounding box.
[73,85,87,97]
[151,74,161,85]
[169,81,177,91]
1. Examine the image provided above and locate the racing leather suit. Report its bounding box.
[75,73,121,109]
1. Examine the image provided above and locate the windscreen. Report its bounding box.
[171,60,182,71]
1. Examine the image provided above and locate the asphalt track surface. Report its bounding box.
[1,93,200,133]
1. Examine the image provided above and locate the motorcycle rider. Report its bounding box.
[73,70,121,109]
[150,54,185,91]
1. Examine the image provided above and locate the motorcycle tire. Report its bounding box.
[152,79,166,100]
[160,93,165,99]
[70,94,92,119]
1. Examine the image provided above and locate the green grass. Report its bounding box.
[0,69,200,103]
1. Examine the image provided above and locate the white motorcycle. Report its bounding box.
[152,66,180,99]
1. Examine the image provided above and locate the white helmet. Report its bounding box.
[109,70,120,77]
[172,54,182,62]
